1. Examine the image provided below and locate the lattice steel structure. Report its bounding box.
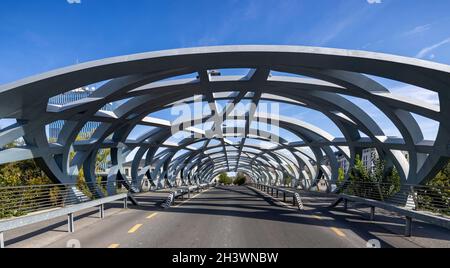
[0,46,449,194]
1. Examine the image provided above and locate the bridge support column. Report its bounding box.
[68,213,75,233]
[0,232,4,248]
[405,217,413,237]
[99,204,105,219]
[370,206,375,221]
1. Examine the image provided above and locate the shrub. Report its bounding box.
[233,176,247,186]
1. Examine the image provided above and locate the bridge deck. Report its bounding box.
[3,186,449,248]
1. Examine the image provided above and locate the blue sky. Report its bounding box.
[1,0,449,140]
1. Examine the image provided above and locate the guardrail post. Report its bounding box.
[405,217,413,237]
[370,206,375,221]
[188,190,190,199]
[283,192,286,202]
[276,190,279,198]
[376,183,384,202]
[293,195,296,206]
[68,213,75,233]
[343,199,348,211]
[124,197,128,209]
[0,232,4,248]
[410,186,419,210]
[271,188,274,196]
[99,204,105,219]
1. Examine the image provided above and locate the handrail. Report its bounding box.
[251,182,450,237]
[162,182,216,209]
[333,194,450,236]
[0,193,129,248]
[0,180,131,220]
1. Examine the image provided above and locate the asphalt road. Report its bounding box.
[44,186,378,248]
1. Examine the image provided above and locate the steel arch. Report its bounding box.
[0,45,449,194]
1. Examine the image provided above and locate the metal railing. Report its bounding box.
[162,182,217,209]
[0,180,129,220]
[336,181,450,217]
[251,181,450,237]
[252,179,449,216]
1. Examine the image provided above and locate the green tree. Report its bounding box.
[338,168,345,185]
[419,160,450,215]
[282,173,292,187]
[218,173,233,185]
[428,160,449,188]
[0,160,52,187]
[348,155,370,182]
[233,173,247,186]
[346,155,401,200]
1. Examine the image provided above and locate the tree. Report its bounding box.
[346,155,401,200]
[338,168,345,185]
[233,173,247,186]
[370,159,401,198]
[428,160,449,188]
[282,173,292,187]
[421,160,450,215]
[218,173,233,185]
[348,155,370,183]
[0,159,52,187]
[0,159,53,219]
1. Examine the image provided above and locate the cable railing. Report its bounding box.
[255,179,449,217]
[0,180,130,220]
[334,180,449,217]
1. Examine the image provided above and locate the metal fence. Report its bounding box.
[0,180,129,220]
[335,181,449,216]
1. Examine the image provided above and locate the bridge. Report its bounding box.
[0,46,449,248]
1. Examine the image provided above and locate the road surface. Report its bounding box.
[44,186,377,248]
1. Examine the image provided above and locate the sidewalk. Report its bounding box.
[2,191,171,248]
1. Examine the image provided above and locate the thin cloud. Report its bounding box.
[416,37,450,58]
[390,85,440,106]
[403,24,432,37]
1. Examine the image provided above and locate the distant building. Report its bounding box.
[123,160,155,179]
[48,87,116,140]
[362,148,409,174]
[362,148,379,174]
[336,152,350,174]
[317,149,409,178]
